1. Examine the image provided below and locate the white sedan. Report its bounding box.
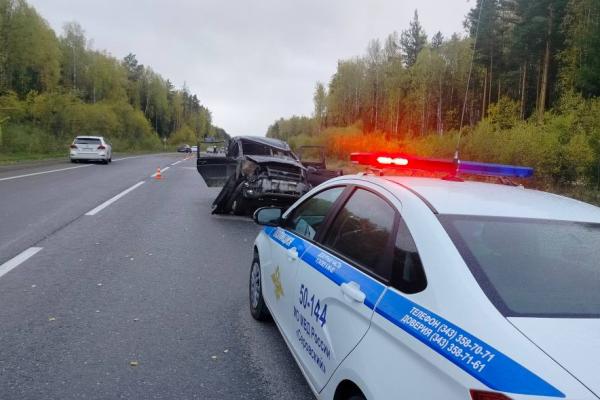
[70,136,112,164]
[248,153,600,400]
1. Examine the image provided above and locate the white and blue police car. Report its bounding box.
[248,152,600,400]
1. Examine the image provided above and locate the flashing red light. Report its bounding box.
[470,389,512,400]
[70,144,78,149]
[97,145,106,150]
[350,152,534,178]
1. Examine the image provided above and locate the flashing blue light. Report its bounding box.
[458,161,534,178]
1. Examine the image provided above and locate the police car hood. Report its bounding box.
[509,317,600,397]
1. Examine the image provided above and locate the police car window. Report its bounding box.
[324,188,395,276]
[440,215,600,318]
[393,219,427,294]
[286,187,345,240]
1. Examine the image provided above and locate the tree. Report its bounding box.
[313,82,326,132]
[0,0,226,155]
[560,0,600,96]
[400,10,428,67]
[514,0,568,120]
[2,0,60,95]
[431,31,444,49]
[60,22,86,91]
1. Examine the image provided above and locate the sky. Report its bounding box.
[29,0,472,136]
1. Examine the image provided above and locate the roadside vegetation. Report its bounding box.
[268,0,600,204]
[0,0,228,162]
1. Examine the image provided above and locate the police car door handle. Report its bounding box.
[287,248,298,261]
[341,282,366,303]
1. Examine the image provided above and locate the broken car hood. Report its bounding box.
[246,155,305,169]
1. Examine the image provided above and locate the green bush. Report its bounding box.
[0,91,162,157]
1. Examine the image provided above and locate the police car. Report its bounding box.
[248,152,600,400]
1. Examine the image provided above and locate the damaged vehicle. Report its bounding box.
[197,136,310,215]
[298,145,344,186]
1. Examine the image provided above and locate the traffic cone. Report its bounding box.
[155,167,162,180]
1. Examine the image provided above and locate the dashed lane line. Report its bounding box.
[0,155,151,182]
[85,181,145,216]
[112,155,145,162]
[0,247,43,279]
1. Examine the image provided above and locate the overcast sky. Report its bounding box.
[29,0,472,136]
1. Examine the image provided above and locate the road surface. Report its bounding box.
[0,154,313,399]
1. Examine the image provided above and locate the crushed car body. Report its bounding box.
[298,145,343,186]
[197,136,310,215]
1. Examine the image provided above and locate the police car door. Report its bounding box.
[293,186,396,391]
[263,186,346,343]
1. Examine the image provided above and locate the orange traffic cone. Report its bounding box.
[155,167,162,180]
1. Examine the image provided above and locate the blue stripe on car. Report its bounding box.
[264,227,564,398]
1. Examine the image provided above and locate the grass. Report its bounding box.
[0,151,68,165]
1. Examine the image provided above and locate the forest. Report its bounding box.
[0,0,228,161]
[267,0,600,199]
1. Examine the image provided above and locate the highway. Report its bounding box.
[0,154,313,399]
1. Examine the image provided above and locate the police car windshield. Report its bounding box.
[439,215,600,318]
[241,141,297,160]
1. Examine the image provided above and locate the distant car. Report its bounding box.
[70,136,112,164]
[177,144,191,153]
[191,145,198,153]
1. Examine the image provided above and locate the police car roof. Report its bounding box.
[380,176,600,223]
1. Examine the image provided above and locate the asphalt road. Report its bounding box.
[0,154,314,399]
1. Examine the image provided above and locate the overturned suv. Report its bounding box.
[197,136,310,215]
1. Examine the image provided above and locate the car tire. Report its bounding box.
[230,195,247,216]
[249,255,270,322]
[70,159,76,163]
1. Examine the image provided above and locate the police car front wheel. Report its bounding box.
[249,255,270,321]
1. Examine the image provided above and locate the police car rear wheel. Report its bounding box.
[249,257,270,321]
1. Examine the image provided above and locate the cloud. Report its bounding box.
[30,0,471,136]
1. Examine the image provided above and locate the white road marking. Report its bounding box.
[85,181,145,216]
[0,247,43,279]
[171,160,182,166]
[0,155,146,182]
[112,155,145,162]
[150,166,170,178]
[0,164,93,182]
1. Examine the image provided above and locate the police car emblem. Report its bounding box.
[271,266,284,300]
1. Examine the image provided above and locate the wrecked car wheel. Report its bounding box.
[230,195,247,216]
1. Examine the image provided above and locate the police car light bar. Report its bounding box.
[350,152,534,178]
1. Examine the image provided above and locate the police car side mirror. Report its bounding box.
[253,207,283,227]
